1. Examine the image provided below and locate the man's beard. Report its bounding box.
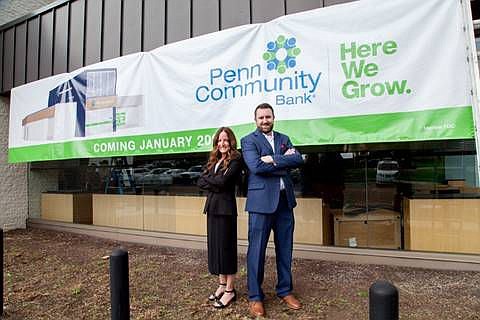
[258,123,274,134]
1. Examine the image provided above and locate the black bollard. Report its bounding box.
[369,280,398,320]
[110,248,129,320]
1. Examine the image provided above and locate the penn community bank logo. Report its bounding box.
[263,35,301,74]
[194,34,321,106]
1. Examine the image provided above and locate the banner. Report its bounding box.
[8,0,474,162]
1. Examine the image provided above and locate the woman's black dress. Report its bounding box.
[207,212,237,275]
[197,157,242,275]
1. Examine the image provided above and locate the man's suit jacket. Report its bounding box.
[241,129,304,214]
[197,157,242,216]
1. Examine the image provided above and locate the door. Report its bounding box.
[334,151,401,249]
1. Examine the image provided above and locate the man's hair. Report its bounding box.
[254,103,275,118]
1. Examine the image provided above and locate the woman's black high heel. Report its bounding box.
[208,283,226,301]
[213,289,236,308]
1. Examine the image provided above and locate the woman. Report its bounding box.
[197,127,242,309]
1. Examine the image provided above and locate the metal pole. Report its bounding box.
[110,248,129,320]
[369,280,399,320]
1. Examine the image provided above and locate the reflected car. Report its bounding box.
[132,167,150,184]
[163,168,186,178]
[376,160,399,184]
[180,165,203,180]
[143,168,172,185]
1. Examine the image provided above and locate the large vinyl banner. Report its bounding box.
[8,0,475,162]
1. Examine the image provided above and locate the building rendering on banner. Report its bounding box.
[22,68,143,141]
[1,0,480,268]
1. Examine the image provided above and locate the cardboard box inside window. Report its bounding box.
[447,180,466,188]
[334,209,401,249]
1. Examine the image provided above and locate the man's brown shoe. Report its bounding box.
[281,294,302,310]
[249,301,265,317]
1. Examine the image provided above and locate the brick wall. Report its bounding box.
[0,0,58,229]
[28,170,59,219]
[0,97,28,230]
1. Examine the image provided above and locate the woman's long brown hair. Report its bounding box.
[206,127,240,172]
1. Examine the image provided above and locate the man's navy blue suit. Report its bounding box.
[241,128,304,301]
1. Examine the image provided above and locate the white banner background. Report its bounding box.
[8,0,474,162]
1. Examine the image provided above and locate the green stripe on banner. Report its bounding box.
[8,106,475,163]
[278,105,475,146]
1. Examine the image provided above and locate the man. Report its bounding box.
[241,103,304,317]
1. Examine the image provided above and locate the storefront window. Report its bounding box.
[29,138,480,255]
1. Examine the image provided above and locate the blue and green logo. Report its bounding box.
[262,35,301,74]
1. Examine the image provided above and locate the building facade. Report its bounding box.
[2,0,480,264]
